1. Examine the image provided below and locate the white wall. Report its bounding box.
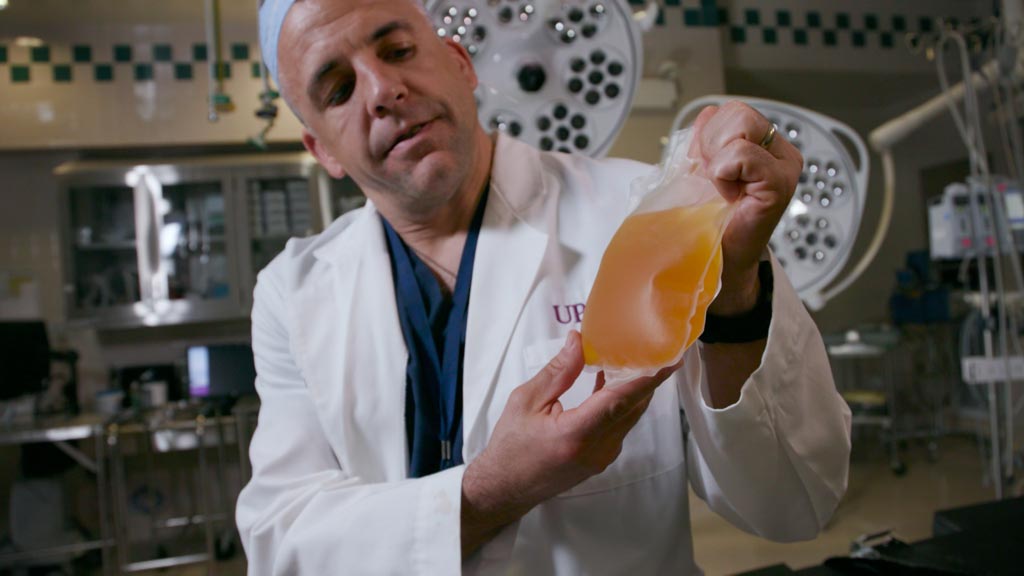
[0,151,74,322]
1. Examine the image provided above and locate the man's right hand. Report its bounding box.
[460,330,677,558]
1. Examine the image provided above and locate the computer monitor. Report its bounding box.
[187,343,257,399]
[0,321,51,400]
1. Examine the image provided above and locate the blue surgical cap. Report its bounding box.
[259,0,297,88]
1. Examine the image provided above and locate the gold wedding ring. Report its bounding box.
[758,123,777,151]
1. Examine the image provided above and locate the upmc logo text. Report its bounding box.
[553,304,586,325]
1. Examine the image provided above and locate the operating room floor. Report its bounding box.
[690,433,1001,575]
[146,435,1000,576]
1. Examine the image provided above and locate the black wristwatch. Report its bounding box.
[699,260,774,344]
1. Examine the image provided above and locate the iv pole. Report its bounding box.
[865,0,1023,498]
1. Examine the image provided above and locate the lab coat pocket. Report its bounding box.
[523,338,686,498]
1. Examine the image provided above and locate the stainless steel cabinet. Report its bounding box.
[316,174,368,231]
[56,153,328,328]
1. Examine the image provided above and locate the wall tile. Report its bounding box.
[73,45,92,63]
[10,66,30,83]
[231,43,250,61]
[153,44,173,62]
[30,46,51,63]
[174,63,193,81]
[53,65,72,83]
[94,64,113,82]
[113,44,132,62]
[134,63,153,81]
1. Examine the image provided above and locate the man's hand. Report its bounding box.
[461,330,676,557]
[689,101,803,316]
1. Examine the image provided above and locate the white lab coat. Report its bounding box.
[236,134,852,575]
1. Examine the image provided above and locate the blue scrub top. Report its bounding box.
[382,187,489,478]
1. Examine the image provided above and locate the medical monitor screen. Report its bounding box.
[187,343,256,399]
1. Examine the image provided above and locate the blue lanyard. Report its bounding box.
[383,186,489,474]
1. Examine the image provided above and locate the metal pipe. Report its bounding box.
[204,0,222,122]
[235,410,250,482]
[195,416,216,575]
[869,60,1000,151]
[95,428,114,576]
[53,439,97,474]
[108,425,131,571]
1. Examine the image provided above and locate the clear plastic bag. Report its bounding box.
[581,127,735,386]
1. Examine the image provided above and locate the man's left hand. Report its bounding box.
[689,101,803,316]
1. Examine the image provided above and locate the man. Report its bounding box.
[237,0,852,574]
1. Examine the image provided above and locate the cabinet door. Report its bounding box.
[65,181,141,314]
[159,179,239,307]
[61,165,246,327]
[236,168,316,311]
[322,175,367,227]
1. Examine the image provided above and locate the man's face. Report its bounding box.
[278,0,482,210]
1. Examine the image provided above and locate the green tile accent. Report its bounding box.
[153,44,173,62]
[95,64,113,81]
[114,44,132,62]
[30,46,50,63]
[231,43,250,61]
[53,64,72,82]
[655,9,665,26]
[701,6,718,26]
[0,9,937,75]
[664,0,679,5]
[73,45,92,63]
[11,66,30,83]
[134,63,153,81]
[174,63,193,80]
[212,62,232,79]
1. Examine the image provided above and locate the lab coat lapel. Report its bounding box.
[299,205,409,481]
[462,135,550,457]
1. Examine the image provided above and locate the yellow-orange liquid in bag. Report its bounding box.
[582,200,730,370]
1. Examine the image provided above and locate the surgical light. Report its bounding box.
[674,96,870,311]
[426,0,644,157]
